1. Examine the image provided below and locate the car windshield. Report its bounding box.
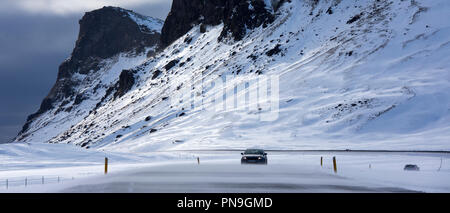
[244,149,264,155]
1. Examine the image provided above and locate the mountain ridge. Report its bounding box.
[15,0,450,151]
[17,6,163,139]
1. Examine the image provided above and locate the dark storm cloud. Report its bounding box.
[0,14,79,143]
[0,1,171,143]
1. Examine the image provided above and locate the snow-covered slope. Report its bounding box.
[125,9,164,33]
[16,0,450,152]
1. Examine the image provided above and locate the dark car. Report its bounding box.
[241,149,268,164]
[404,164,420,171]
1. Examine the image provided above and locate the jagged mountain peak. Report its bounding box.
[16,6,162,140]
[73,6,162,62]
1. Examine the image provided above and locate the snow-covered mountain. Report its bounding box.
[15,0,450,152]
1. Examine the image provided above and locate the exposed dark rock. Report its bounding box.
[219,0,276,42]
[94,85,116,110]
[184,36,193,44]
[176,84,183,90]
[152,70,162,80]
[347,13,363,24]
[64,106,73,112]
[165,59,179,70]
[145,116,152,121]
[161,0,284,46]
[199,24,207,33]
[266,44,282,56]
[74,94,87,105]
[327,7,333,15]
[248,54,259,61]
[114,69,135,99]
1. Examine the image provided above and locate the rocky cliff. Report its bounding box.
[18,6,162,137]
[161,0,284,46]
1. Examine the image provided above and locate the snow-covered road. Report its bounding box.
[2,150,449,193]
[59,162,417,193]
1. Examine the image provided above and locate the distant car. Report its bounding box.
[241,149,268,164]
[404,164,420,171]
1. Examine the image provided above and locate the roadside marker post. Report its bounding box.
[42,176,44,185]
[320,157,323,167]
[105,157,108,174]
[197,157,200,165]
[333,156,337,173]
[25,177,27,187]
[6,179,8,189]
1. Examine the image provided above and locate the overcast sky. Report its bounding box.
[0,0,172,143]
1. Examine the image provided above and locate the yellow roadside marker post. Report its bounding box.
[333,156,337,173]
[105,157,108,174]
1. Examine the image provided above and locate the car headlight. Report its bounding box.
[243,157,247,159]
[258,157,262,160]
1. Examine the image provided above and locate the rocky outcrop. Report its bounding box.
[71,7,160,67]
[17,7,162,136]
[161,0,285,46]
[219,0,278,42]
[114,69,135,99]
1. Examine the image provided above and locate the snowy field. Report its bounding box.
[1,143,449,193]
